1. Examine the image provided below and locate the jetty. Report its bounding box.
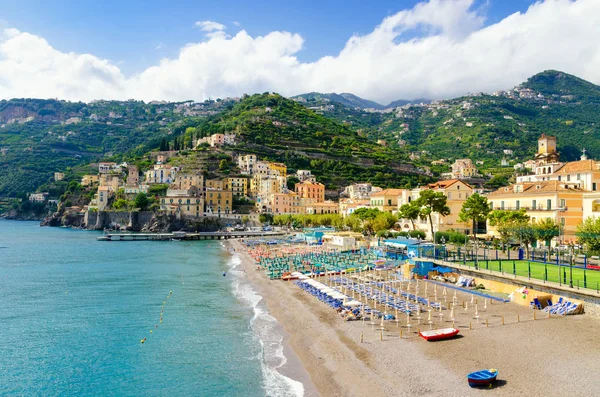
[97,230,286,242]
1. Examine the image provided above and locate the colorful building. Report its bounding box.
[205,189,233,215]
[487,180,584,241]
[370,189,408,213]
[226,177,248,197]
[295,181,325,203]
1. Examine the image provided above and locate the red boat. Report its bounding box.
[419,328,460,341]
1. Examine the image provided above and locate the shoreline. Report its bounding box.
[226,240,319,397]
[229,238,600,397]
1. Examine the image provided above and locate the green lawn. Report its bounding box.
[461,260,600,291]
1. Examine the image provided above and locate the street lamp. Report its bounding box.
[569,243,574,288]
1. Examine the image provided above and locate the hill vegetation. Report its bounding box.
[0,98,233,196]
[182,93,431,190]
[3,70,600,200]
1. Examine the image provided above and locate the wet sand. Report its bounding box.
[229,239,600,397]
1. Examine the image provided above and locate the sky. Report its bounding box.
[0,0,598,104]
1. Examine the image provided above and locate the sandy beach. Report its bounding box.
[228,239,600,397]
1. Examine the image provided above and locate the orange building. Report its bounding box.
[295,181,325,202]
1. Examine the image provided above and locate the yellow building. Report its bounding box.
[81,175,99,187]
[412,180,473,237]
[226,177,248,197]
[205,189,233,215]
[205,179,226,190]
[268,162,287,177]
[487,180,584,241]
[370,189,407,213]
[172,173,204,190]
[160,195,204,217]
[305,201,339,215]
[99,174,122,192]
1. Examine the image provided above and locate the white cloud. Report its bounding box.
[232,21,241,27]
[194,20,226,32]
[2,0,600,103]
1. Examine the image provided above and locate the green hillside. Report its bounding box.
[307,71,600,172]
[184,93,431,189]
[0,98,232,196]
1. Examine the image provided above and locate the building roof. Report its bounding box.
[554,160,598,174]
[425,179,471,190]
[370,188,407,197]
[296,181,324,187]
[488,180,585,197]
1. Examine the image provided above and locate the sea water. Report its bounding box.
[0,220,303,397]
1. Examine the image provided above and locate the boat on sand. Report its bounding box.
[467,369,498,388]
[419,328,459,341]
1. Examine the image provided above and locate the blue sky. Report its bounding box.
[2,0,539,76]
[0,0,596,102]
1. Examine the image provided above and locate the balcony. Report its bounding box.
[495,206,567,212]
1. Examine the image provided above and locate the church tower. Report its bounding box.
[535,134,560,165]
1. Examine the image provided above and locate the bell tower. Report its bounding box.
[535,134,559,164]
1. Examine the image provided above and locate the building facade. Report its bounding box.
[295,181,325,202]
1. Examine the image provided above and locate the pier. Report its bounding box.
[97,230,287,242]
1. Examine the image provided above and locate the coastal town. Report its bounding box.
[30,133,600,250]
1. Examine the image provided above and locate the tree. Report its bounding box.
[258,213,273,225]
[458,193,491,237]
[415,190,450,240]
[159,137,168,152]
[534,218,561,247]
[512,222,537,256]
[219,159,229,171]
[577,217,600,254]
[286,176,300,191]
[372,212,397,233]
[113,198,130,210]
[134,192,149,211]
[241,215,250,225]
[489,209,530,251]
[398,202,421,230]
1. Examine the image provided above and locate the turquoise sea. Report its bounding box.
[0,220,303,396]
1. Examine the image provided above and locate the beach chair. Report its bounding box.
[546,299,553,307]
[533,298,543,310]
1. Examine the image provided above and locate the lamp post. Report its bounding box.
[569,243,574,288]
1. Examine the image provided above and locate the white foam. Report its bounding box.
[228,254,305,397]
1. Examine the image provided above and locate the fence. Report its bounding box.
[417,247,600,293]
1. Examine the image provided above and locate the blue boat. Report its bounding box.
[467,369,498,388]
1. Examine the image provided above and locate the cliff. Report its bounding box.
[42,209,240,232]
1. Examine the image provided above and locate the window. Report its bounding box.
[532,199,537,209]
[594,183,597,191]
[547,199,552,210]
[448,193,452,199]
[516,200,520,210]
[489,202,493,210]
[500,201,505,210]
[577,174,581,181]
[558,176,562,181]
[567,175,571,181]
[560,199,566,208]
[561,218,566,226]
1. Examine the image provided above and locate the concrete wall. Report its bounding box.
[84,210,243,232]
